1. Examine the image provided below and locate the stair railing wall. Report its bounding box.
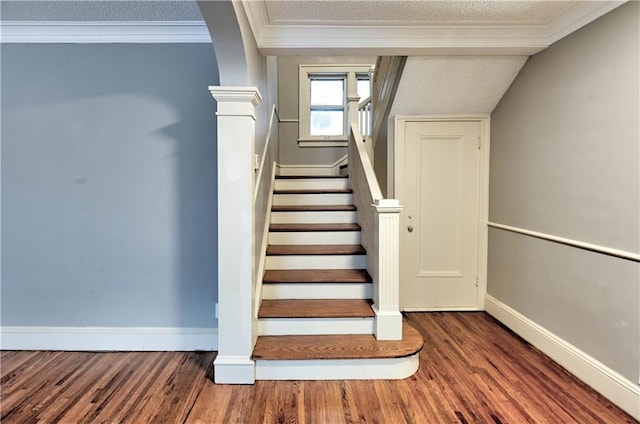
[254,104,280,327]
[371,56,407,197]
[348,123,403,340]
[371,56,406,151]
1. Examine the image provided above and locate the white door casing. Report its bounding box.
[395,116,490,311]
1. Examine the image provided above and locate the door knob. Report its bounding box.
[407,225,414,233]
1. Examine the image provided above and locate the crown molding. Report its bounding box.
[0,21,211,43]
[242,1,626,56]
[545,1,625,45]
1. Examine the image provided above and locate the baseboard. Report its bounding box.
[0,326,217,351]
[485,295,640,420]
[214,355,255,384]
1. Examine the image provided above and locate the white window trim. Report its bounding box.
[298,64,373,147]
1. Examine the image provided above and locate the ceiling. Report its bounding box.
[241,0,626,55]
[264,1,575,26]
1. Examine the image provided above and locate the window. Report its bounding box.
[309,78,345,136]
[299,65,373,147]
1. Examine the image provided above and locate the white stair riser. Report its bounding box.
[266,255,366,270]
[255,354,420,380]
[273,193,353,206]
[258,318,374,336]
[271,211,357,224]
[268,231,360,245]
[275,179,349,191]
[262,283,372,300]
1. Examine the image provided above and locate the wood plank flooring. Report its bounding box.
[1,312,636,424]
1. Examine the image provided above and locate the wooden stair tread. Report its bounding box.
[253,323,423,360]
[258,299,374,318]
[263,269,371,284]
[274,189,352,194]
[270,223,360,232]
[267,244,365,256]
[272,205,356,212]
[276,175,348,179]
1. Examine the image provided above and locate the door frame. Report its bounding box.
[394,115,490,311]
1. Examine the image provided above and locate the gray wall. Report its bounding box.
[1,44,220,328]
[489,1,639,384]
[277,56,375,165]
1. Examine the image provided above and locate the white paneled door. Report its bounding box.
[400,121,481,310]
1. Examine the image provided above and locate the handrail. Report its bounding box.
[349,123,382,201]
[254,104,279,200]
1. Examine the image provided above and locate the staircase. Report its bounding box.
[252,173,423,380]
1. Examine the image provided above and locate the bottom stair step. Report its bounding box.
[252,323,423,361]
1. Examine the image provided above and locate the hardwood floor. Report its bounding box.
[1,313,636,424]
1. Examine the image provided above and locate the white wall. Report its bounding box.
[277,55,376,165]
[488,0,639,395]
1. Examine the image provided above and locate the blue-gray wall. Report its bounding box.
[1,43,219,328]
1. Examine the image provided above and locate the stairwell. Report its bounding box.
[252,173,423,380]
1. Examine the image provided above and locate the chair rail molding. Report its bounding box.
[488,222,640,262]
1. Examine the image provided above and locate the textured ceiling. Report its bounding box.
[390,56,528,115]
[265,0,576,25]
[0,1,203,21]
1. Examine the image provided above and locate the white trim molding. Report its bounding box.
[0,326,217,351]
[486,295,640,421]
[488,222,640,262]
[0,21,211,43]
[241,1,624,56]
[210,85,262,385]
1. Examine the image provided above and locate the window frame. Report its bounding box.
[298,64,373,147]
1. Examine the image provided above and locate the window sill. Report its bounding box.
[298,139,348,148]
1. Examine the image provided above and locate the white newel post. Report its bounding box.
[347,94,360,129]
[372,199,403,340]
[209,86,262,384]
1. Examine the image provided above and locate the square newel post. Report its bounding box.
[372,199,403,340]
[347,94,361,128]
[209,86,262,384]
